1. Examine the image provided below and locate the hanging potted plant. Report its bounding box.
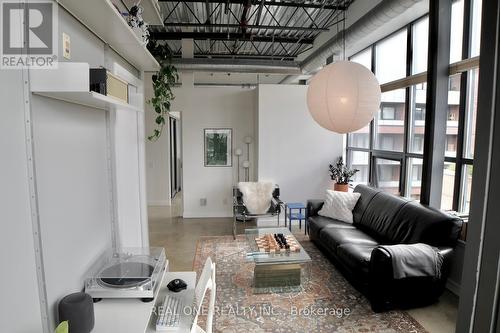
[329,157,359,192]
[146,39,179,141]
[126,4,150,46]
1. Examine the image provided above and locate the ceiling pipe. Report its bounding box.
[279,0,428,84]
[171,58,302,74]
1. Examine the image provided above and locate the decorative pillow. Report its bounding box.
[318,190,361,223]
[238,182,274,214]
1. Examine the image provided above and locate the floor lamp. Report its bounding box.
[243,136,252,181]
[244,136,252,161]
[235,148,242,182]
[242,160,250,182]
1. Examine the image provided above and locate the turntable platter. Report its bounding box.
[99,262,154,288]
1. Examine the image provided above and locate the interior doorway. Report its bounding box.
[169,113,182,200]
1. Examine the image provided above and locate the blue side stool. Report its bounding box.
[285,202,307,234]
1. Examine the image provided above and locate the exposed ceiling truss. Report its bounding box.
[149,0,354,61]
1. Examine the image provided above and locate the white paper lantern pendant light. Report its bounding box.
[306,8,381,134]
[307,61,381,134]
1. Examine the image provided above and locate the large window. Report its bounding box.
[465,69,479,158]
[441,162,456,210]
[348,49,372,155]
[412,16,429,74]
[470,0,482,57]
[409,82,426,154]
[348,150,370,186]
[375,30,407,84]
[374,90,406,152]
[450,0,464,63]
[350,47,372,70]
[446,75,461,158]
[346,1,480,214]
[441,70,476,213]
[406,158,423,200]
[373,157,402,195]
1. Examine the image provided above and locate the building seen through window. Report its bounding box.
[346,1,480,214]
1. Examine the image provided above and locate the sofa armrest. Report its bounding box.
[368,245,454,311]
[370,245,454,274]
[307,200,324,218]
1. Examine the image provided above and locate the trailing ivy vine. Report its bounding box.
[146,39,179,141]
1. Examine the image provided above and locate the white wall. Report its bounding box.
[56,5,148,251]
[146,83,341,217]
[0,5,148,331]
[31,96,112,329]
[173,85,256,218]
[144,72,171,206]
[0,70,45,333]
[257,84,344,204]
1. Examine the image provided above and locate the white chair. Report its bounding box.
[191,257,216,333]
[154,257,215,333]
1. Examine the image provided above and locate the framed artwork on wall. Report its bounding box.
[204,128,232,167]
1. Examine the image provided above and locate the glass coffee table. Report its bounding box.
[245,227,311,288]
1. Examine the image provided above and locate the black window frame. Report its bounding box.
[346,0,478,214]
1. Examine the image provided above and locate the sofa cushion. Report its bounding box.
[318,190,361,223]
[337,243,377,275]
[355,190,410,243]
[352,185,381,224]
[308,216,355,240]
[319,227,379,252]
[392,201,463,246]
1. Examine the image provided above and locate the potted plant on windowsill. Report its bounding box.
[329,157,359,192]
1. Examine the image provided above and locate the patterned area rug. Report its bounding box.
[193,235,427,333]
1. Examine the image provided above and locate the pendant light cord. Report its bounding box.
[343,0,346,61]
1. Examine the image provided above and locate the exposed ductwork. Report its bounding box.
[279,0,428,84]
[171,58,302,74]
[165,0,428,80]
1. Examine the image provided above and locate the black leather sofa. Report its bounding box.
[307,184,462,311]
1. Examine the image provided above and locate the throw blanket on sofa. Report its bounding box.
[238,182,274,214]
[377,243,444,279]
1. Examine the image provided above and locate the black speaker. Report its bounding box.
[58,292,95,333]
[89,68,107,95]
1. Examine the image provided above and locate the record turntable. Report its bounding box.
[85,247,166,302]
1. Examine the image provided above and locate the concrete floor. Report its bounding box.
[148,196,459,333]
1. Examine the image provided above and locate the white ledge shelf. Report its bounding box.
[57,0,160,71]
[33,91,141,112]
[30,63,142,112]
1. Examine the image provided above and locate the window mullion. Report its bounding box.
[451,0,472,212]
[420,0,453,208]
[453,72,469,211]
[369,45,376,186]
[402,24,412,197]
